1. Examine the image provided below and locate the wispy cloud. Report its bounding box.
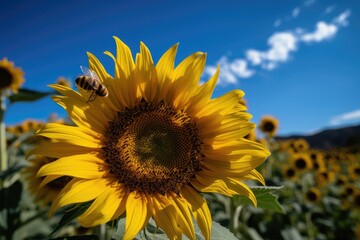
[203,10,351,86]
[274,19,282,28]
[330,109,360,126]
[325,5,336,14]
[304,0,316,7]
[292,7,301,18]
[333,9,351,26]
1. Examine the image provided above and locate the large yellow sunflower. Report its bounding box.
[30,37,270,239]
[0,57,25,92]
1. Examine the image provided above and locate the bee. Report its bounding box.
[75,66,108,103]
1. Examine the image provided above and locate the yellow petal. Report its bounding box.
[192,174,233,196]
[203,155,266,177]
[155,43,178,100]
[113,36,135,78]
[124,191,151,240]
[49,178,110,216]
[186,65,220,115]
[244,169,266,186]
[172,54,207,109]
[135,42,158,102]
[151,195,182,239]
[195,89,245,119]
[37,154,107,179]
[49,84,107,134]
[78,186,127,227]
[87,52,122,113]
[181,185,212,240]
[172,194,195,240]
[37,123,102,148]
[27,141,99,159]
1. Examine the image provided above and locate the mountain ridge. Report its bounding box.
[276,124,360,150]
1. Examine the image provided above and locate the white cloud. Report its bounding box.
[301,21,337,43]
[292,7,301,18]
[325,5,336,14]
[246,49,262,65]
[204,57,255,86]
[265,32,298,61]
[203,8,351,86]
[245,32,298,69]
[330,109,360,126]
[333,9,351,27]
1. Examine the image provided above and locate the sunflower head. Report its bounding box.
[258,115,279,137]
[282,165,298,181]
[305,187,321,203]
[349,164,360,181]
[23,155,72,205]
[308,150,325,170]
[290,153,312,172]
[0,57,25,92]
[56,77,72,88]
[30,37,270,239]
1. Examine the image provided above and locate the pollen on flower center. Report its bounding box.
[103,99,203,194]
[0,66,13,88]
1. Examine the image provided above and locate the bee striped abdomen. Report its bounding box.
[96,84,109,97]
[75,76,95,91]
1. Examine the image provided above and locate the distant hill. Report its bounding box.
[277,124,360,150]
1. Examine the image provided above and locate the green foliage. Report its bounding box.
[9,88,54,103]
[233,186,285,213]
[51,201,94,235]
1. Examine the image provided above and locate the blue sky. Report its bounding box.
[1,0,359,135]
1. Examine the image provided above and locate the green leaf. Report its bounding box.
[9,88,54,103]
[207,221,238,240]
[281,227,303,240]
[0,180,23,210]
[131,218,237,240]
[50,200,93,235]
[233,186,285,213]
[0,164,23,180]
[49,235,99,240]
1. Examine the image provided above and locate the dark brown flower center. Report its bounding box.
[295,158,307,169]
[263,121,275,132]
[0,66,13,88]
[306,190,318,202]
[286,168,295,177]
[103,99,203,194]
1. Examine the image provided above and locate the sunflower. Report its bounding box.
[305,187,321,203]
[56,77,72,88]
[30,37,270,239]
[258,115,279,137]
[282,165,298,181]
[308,150,325,171]
[23,155,72,205]
[290,153,312,172]
[349,164,360,181]
[0,57,25,92]
[315,170,335,186]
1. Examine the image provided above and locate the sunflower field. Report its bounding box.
[1,39,359,240]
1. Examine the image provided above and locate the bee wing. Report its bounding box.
[80,66,101,81]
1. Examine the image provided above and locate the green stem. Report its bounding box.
[0,92,8,183]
